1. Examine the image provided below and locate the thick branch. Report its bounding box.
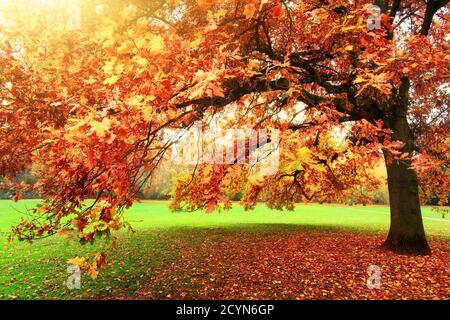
[420,0,449,35]
[174,77,289,109]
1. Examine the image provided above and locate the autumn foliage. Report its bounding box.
[0,0,449,274]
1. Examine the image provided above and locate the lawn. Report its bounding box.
[0,200,448,300]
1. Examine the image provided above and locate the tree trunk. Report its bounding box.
[382,113,431,255]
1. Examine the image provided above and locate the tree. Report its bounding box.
[0,0,448,259]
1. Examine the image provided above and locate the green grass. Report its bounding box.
[0,200,448,299]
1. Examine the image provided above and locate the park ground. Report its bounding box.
[0,200,448,300]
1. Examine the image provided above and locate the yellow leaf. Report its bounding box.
[353,76,365,84]
[103,74,120,85]
[102,59,116,75]
[126,95,144,107]
[190,35,204,49]
[136,17,149,28]
[133,55,148,67]
[341,25,363,32]
[90,118,111,138]
[149,34,166,53]
[344,45,354,51]
[189,85,205,100]
[67,256,86,268]
[216,9,227,18]
[114,63,124,74]
[134,37,147,49]
[142,107,154,121]
[297,147,311,162]
[97,23,115,39]
[248,59,259,70]
[194,70,209,81]
[87,264,99,279]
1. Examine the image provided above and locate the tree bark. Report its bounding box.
[382,113,431,255]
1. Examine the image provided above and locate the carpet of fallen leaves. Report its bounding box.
[110,228,449,300]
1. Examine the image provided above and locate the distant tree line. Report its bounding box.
[1,170,448,207]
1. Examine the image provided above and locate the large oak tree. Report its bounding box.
[0,0,449,269]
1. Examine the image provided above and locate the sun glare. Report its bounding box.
[31,0,77,7]
[0,0,79,11]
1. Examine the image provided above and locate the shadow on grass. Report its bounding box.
[1,222,448,300]
[139,222,388,238]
